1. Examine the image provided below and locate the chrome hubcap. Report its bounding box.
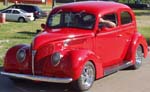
[81,65,94,88]
[19,18,24,22]
[135,46,143,66]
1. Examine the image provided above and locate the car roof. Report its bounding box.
[12,4,37,7]
[53,1,131,15]
[6,8,21,11]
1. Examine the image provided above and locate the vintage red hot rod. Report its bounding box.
[1,1,148,91]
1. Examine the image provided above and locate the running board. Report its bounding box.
[104,61,133,76]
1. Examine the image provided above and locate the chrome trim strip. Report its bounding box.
[0,72,73,83]
[32,50,36,75]
[104,61,132,76]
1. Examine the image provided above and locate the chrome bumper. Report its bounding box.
[0,72,72,83]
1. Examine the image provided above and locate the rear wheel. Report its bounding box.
[18,17,25,22]
[132,45,143,69]
[33,17,36,21]
[72,61,95,91]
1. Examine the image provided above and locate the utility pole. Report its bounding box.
[52,0,56,9]
[3,0,8,6]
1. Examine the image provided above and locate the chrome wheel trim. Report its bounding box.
[81,64,95,88]
[135,46,143,66]
[19,18,24,22]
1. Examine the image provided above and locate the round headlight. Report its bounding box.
[16,49,26,63]
[51,52,62,66]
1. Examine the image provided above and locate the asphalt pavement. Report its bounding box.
[0,52,150,92]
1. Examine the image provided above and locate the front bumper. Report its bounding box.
[0,72,72,83]
[25,17,34,21]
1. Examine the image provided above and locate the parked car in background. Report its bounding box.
[0,8,34,22]
[125,3,150,9]
[0,4,48,20]
[0,1,148,91]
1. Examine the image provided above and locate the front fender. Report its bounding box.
[61,49,104,80]
[125,32,148,63]
[4,44,31,73]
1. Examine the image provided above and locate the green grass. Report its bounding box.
[0,3,150,66]
[0,19,47,66]
[0,3,55,66]
[134,10,150,41]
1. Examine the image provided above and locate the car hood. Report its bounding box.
[32,28,94,50]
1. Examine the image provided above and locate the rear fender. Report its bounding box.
[125,32,148,64]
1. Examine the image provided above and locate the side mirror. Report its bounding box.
[98,23,110,31]
[41,24,46,29]
[97,24,109,33]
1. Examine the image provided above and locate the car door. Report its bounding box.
[95,13,127,67]
[118,10,135,59]
[11,10,20,21]
[2,10,12,21]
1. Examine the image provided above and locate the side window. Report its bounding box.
[12,10,20,14]
[51,13,61,26]
[121,11,132,24]
[2,10,11,13]
[99,13,117,28]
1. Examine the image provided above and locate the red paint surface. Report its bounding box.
[3,1,148,81]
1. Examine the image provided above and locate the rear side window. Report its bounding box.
[12,10,20,14]
[121,11,132,24]
[102,13,118,25]
[99,13,118,28]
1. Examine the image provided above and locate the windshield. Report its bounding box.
[47,12,95,30]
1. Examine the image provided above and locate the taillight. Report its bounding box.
[26,15,31,17]
[34,11,39,15]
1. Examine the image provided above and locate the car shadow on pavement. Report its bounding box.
[0,66,83,92]
[12,80,76,92]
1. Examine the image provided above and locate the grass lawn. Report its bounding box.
[0,3,48,66]
[0,3,150,66]
[134,10,150,40]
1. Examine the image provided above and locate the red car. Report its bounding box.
[1,1,148,91]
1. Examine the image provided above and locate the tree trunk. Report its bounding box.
[52,0,56,9]
[3,0,8,6]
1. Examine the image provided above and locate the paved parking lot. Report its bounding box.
[0,52,150,92]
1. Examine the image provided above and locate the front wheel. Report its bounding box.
[18,17,25,22]
[72,61,95,91]
[132,45,143,69]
